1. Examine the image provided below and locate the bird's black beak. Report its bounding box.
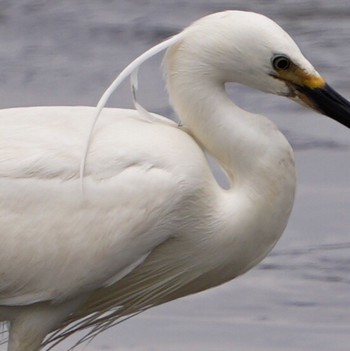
[273,64,350,129]
[295,83,350,129]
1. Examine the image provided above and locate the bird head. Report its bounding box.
[178,10,350,128]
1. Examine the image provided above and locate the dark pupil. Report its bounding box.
[274,57,290,70]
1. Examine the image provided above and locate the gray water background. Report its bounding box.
[0,1,350,350]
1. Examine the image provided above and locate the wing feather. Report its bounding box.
[0,106,207,305]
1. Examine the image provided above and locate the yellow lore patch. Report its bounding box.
[275,62,325,89]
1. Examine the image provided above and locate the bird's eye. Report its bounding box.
[272,55,291,71]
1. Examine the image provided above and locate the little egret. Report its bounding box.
[0,10,349,351]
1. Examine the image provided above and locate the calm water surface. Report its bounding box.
[0,1,350,350]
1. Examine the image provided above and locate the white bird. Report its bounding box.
[0,10,349,351]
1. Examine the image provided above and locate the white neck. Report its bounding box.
[165,47,293,187]
[164,43,297,272]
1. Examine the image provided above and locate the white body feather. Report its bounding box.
[0,107,203,303]
[1,10,330,351]
[0,105,294,305]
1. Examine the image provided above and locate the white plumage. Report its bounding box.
[0,10,349,351]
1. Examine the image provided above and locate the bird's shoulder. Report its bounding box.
[0,106,208,183]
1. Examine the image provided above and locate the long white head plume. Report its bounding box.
[130,68,158,123]
[79,32,185,191]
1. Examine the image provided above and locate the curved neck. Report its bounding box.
[164,43,297,276]
[165,55,291,189]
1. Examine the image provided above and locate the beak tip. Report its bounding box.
[296,83,350,129]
